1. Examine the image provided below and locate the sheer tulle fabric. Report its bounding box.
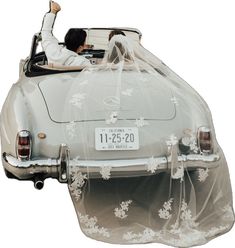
[63,35,234,247]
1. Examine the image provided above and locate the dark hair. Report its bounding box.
[64,29,87,52]
[108,30,126,41]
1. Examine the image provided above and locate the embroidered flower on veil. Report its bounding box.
[171,96,179,105]
[166,134,178,147]
[135,117,149,128]
[78,212,110,238]
[147,157,161,173]
[100,166,112,180]
[171,165,184,182]
[66,121,76,139]
[69,167,87,201]
[69,93,87,109]
[122,88,133,96]
[180,199,193,221]
[123,228,156,243]
[114,200,133,219]
[106,112,118,124]
[198,168,209,182]
[158,198,174,220]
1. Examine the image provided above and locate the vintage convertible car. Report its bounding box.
[0,28,234,247]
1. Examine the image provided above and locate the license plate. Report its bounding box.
[95,127,139,151]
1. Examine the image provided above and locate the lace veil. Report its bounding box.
[61,34,234,247]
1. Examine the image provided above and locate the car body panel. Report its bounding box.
[0,28,219,182]
[1,71,216,160]
[38,71,176,122]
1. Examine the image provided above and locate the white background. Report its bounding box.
[0,0,234,247]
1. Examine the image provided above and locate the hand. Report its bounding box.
[50,1,61,14]
[84,44,94,49]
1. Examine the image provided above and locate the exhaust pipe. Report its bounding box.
[34,176,44,190]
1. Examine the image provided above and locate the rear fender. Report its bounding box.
[0,84,31,157]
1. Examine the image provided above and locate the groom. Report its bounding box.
[41,1,91,67]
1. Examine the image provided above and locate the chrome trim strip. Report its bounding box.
[70,154,220,178]
[71,154,219,168]
[2,147,220,182]
[178,154,219,162]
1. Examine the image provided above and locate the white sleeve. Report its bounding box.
[41,13,91,66]
[41,13,67,63]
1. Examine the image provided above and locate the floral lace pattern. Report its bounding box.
[100,166,112,180]
[189,135,199,153]
[78,212,110,238]
[158,198,173,220]
[171,165,184,182]
[114,200,133,219]
[205,225,230,238]
[69,167,87,201]
[68,151,233,246]
[135,117,149,128]
[106,112,118,124]
[183,130,200,153]
[69,93,87,109]
[170,96,179,105]
[198,168,209,182]
[122,223,231,246]
[123,228,157,243]
[158,199,199,233]
[180,199,195,222]
[63,32,234,247]
[70,183,234,246]
[166,134,178,147]
[146,157,161,173]
[66,121,76,139]
[122,88,133,96]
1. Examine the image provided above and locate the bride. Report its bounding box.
[103,33,167,77]
[104,34,135,64]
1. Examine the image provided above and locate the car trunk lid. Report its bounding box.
[38,71,176,123]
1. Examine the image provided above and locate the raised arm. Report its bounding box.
[41,1,90,67]
[41,2,66,64]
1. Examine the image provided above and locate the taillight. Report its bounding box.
[16,130,32,160]
[198,127,212,154]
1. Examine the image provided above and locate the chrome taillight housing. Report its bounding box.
[198,127,213,154]
[16,130,32,160]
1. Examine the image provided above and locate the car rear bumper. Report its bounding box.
[72,153,220,178]
[2,144,220,184]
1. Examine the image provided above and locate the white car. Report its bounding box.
[0,28,234,247]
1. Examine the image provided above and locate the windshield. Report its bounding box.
[84,28,141,50]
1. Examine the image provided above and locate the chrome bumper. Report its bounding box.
[71,153,220,178]
[2,144,220,185]
[2,144,69,186]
